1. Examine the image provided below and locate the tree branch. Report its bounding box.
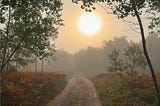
[0,35,27,72]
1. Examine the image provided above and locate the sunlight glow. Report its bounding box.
[78,13,101,36]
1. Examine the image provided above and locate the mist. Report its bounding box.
[24,34,160,74]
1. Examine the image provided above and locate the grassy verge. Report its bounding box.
[92,73,160,106]
[1,71,68,106]
[72,84,82,106]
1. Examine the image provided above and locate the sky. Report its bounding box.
[56,0,149,54]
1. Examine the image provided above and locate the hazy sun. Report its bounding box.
[78,13,101,36]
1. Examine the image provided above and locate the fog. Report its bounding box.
[24,34,160,74]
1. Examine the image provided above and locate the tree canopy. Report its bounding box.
[0,0,63,71]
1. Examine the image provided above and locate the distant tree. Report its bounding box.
[41,59,44,73]
[107,44,147,75]
[124,43,147,74]
[34,56,37,72]
[73,47,104,73]
[0,0,63,72]
[107,49,125,74]
[73,0,160,104]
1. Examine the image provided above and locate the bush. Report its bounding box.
[1,71,67,106]
[92,73,160,106]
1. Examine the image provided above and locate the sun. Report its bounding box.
[78,13,101,36]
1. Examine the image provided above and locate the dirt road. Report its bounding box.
[47,75,102,106]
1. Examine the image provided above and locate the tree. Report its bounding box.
[0,0,63,72]
[72,0,160,104]
[107,44,147,75]
[124,43,147,74]
[107,49,125,74]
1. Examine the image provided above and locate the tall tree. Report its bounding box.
[73,0,160,105]
[0,0,63,71]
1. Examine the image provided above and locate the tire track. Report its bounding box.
[47,75,102,106]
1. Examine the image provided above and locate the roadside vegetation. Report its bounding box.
[92,73,160,106]
[90,42,160,106]
[1,71,68,106]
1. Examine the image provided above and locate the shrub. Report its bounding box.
[1,71,67,106]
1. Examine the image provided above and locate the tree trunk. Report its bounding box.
[16,60,18,71]
[1,5,11,72]
[35,56,37,72]
[133,6,160,106]
[0,35,27,72]
[6,62,9,71]
[41,59,44,73]
[131,62,135,73]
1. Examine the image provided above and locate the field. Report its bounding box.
[92,73,160,106]
[1,71,69,106]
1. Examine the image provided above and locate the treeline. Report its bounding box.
[24,34,160,73]
[23,50,73,72]
[74,34,160,74]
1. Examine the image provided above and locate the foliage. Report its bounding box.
[107,44,147,74]
[1,71,67,106]
[72,36,159,74]
[72,0,159,17]
[124,43,147,74]
[92,73,160,106]
[107,49,125,73]
[148,16,160,35]
[147,0,160,35]
[0,0,63,71]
